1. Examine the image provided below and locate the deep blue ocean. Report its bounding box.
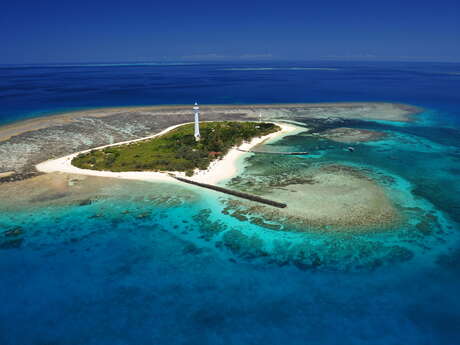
[1,61,460,345]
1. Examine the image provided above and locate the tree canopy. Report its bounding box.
[72,121,279,176]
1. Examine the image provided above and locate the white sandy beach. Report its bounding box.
[36,122,301,186]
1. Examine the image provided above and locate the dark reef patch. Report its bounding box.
[193,209,227,241]
[0,237,23,250]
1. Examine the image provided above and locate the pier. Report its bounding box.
[172,175,287,208]
[237,149,309,155]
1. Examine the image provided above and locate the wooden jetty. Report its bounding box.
[237,149,309,155]
[172,175,287,208]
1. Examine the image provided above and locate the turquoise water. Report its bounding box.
[1,62,460,344]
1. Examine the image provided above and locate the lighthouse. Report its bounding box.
[193,102,200,141]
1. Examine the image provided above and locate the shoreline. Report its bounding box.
[36,122,301,186]
[0,102,421,182]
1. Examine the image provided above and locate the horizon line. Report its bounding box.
[1,59,460,67]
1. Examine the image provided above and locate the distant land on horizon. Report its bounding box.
[2,59,460,67]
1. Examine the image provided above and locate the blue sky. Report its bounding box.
[1,0,459,63]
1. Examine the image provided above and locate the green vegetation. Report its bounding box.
[72,121,279,175]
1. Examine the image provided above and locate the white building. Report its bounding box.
[193,102,200,141]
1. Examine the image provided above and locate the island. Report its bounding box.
[0,102,420,183]
[35,118,298,186]
[71,121,280,176]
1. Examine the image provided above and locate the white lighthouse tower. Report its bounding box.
[193,102,201,141]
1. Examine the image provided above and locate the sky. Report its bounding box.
[1,0,459,64]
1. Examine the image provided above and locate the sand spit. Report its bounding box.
[0,171,15,178]
[36,122,299,186]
